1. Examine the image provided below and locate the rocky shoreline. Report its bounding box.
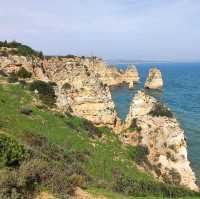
[0,52,198,191]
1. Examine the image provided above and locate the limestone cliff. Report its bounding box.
[0,55,121,128]
[80,58,139,88]
[122,91,198,191]
[145,67,163,89]
[0,55,49,81]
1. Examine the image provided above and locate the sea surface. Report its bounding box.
[110,62,200,184]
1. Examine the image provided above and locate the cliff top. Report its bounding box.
[0,75,199,198]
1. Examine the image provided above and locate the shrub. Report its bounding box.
[134,145,149,165]
[68,174,86,188]
[0,70,8,77]
[163,168,181,186]
[0,132,90,198]
[129,118,142,132]
[17,67,32,79]
[0,133,26,167]
[149,102,173,118]
[29,80,56,107]
[62,82,71,90]
[0,169,24,199]
[166,152,176,162]
[64,54,75,58]
[113,173,198,198]
[82,119,102,138]
[0,40,44,58]
[8,72,18,83]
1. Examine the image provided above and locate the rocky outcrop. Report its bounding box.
[0,55,49,81]
[122,91,198,191]
[0,55,121,128]
[42,57,121,128]
[123,65,140,88]
[145,67,163,89]
[80,57,139,88]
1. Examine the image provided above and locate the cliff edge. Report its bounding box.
[122,91,198,191]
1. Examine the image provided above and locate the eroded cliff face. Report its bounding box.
[122,91,198,191]
[145,67,163,89]
[0,55,49,81]
[0,55,121,128]
[80,58,140,88]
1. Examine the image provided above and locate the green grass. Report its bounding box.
[0,83,152,183]
[0,81,199,198]
[88,187,200,199]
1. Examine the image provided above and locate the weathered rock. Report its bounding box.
[123,91,198,191]
[42,57,121,128]
[0,55,122,129]
[145,67,163,89]
[124,65,140,89]
[80,58,139,87]
[0,55,49,81]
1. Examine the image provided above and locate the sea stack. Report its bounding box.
[122,91,198,191]
[144,67,163,89]
[124,65,140,89]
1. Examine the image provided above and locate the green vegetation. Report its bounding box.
[129,118,142,132]
[17,67,32,79]
[0,77,199,198]
[149,102,173,118]
[62,82,72,90]
[8,72,18,83]
[134,145,149,165]
[0,40,43,58]
[163,168,182,186]
[29,80,56,107]
[0,133,26,167]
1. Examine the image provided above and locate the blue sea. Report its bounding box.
[110,62,200,184]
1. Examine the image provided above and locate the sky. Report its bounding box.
[0,0,200,61]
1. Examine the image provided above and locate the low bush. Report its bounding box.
[62,82,71,90]
[17,67,32,79]
[113,173,198,198]
[82,119,102,138]
[0,70,8,77]
[163,168,181,186]
[29,80,56,107]
[134,145,149,165]
[8,72,18,83]
[129,118,142,132]
[65,117,102,138]
[0,40,44,58]
[0,133,26,167]
[0,133,90,198]
[149,102,173,118]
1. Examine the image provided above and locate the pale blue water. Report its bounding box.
[110,62,200,184]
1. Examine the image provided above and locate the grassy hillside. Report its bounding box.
[0,75,199,199]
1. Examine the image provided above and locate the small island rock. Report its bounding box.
[145,67,163,89]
